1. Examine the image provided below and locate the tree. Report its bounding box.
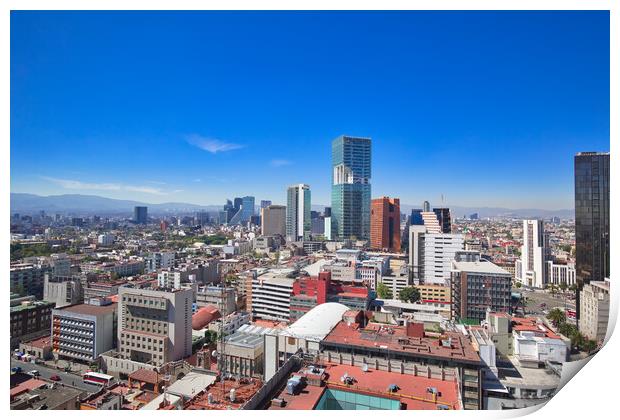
[582,339,598,354]
[515,281,522,289]
[559,282,568,293]
[376,282,393,300]
[558,322,578,338]
[399,286,421,303]
[547,308,566,328]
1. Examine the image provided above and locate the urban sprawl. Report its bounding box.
[9,137,610,411]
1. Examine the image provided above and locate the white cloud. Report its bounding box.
[42,176,167,196]
[186,134,244,154]
[270,159,293,167]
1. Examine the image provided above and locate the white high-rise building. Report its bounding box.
[421,233,464,284]
[515,220,549,289]
[286,184,311,242]
[408,211,463,283]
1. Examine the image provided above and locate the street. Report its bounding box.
[520,289,576,317]
[11,359,102,394]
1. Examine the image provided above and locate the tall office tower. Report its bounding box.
[575,152,610,285]
[433,208,452,233]
[423,201,431,212]
[229,196,256,225]
[260,200,272,209]
[410,209,423,225]
[420,233,464,284]
[514,220,549,289]
[286,184,311,242]
[370,197,401,252]
[233,197,243,213]
[118,286,193,365]
[133,206,148,224]
[261,205,287,237]
[575,152,610,322]
[331,135,371,241]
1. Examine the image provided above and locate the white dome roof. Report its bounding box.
[281,302,349,341]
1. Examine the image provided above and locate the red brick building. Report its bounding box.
[370,197,401,252]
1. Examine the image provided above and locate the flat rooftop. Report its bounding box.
[54,302,117,316]
[452,260,510,275]
[269,363,461,410]
[322,321,481,365]
[185,378,263,410]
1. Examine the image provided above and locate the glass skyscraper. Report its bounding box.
[574,152,610,320]
[331,135,371,240]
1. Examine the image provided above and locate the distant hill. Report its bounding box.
[10,193,215,215]
[11,193,574,219]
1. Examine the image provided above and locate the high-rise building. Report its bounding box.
[261,205,287,237]
[286,184,311,242]
[229,196,256,225]
[575,152,610,285]
[260,200,272,209]
[195,211,210,226]
[370,197,401,252]
[451,261,512,322]
[514,220,549,289]
[421,233,464,284]
[118,286,193,364]
[133,206,148,224]
[331,135,371,241]
[433,208,452,233]
[423,201,431,212]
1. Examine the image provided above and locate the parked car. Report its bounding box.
[28,370,40,377]
[50,375,61,381]
[11,366,22,374]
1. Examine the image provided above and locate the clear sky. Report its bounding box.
[10,11,609,209]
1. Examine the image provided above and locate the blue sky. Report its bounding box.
[10,11,609,209]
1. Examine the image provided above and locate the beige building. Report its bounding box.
[579,280,610,343]
[118,286,193,365]
[261,205,286,237]
[416,283,452,303]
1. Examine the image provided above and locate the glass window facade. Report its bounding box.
[574,153,610,285]
[331,136,371,240]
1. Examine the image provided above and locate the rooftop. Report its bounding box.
[452,260,510,275]
[323,321,481,365]
[185,377,263,410]
[281,303,350,341]
[269,363,461,410]
[53,302,118,316]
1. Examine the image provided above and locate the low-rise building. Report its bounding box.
[52,298,118,362]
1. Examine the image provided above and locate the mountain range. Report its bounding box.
[10,193,574,219]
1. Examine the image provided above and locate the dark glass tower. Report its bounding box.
[574,152,610,319]
[133,206,148,224]
[433,208,452,233]
[331,136,371,240]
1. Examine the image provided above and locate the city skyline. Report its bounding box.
[10,11,609,209]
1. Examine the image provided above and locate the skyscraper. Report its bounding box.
[515,220,549,289]
[260,200,272,209]
[261,205,286,237]
[331,135,371,241]
[286,184,311,242]
[370,197,401,252]
[133,206,148,224]
[229,196,255,225]
[575,152,610,284]
[433,208,452,233]
[575,152,610,321]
